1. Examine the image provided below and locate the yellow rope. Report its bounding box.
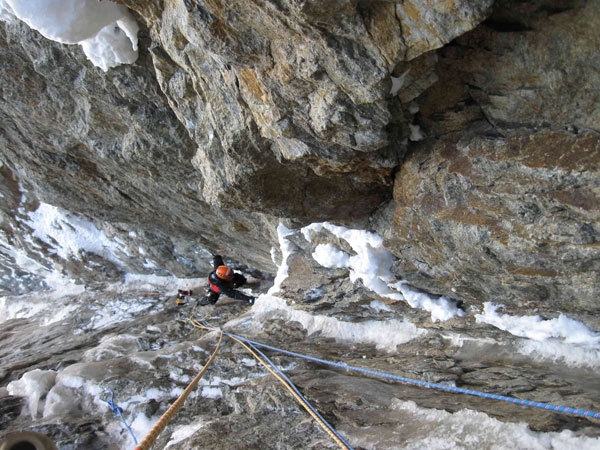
[190,320,351,450]
[133,328,223,450]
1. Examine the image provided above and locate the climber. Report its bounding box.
[198,255,256,305]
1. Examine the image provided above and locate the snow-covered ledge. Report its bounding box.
[0,0,138,71]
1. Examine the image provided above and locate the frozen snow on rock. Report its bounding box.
[476,302,600,368]
[83,334,141,362]
[120,273,205,293]
[521,338,600,370]
[476,303,600,345]
[392,281,464,322]
[129,413,156,446]
[87,296,161,330]
[302,222,465,322]
[0,227,86,300]
[303,222,397,296]
[79,15,139,71]
[24,202,125,264]
[0,0,138,71]
[0,261,86,324]
[312,243,350,268]
[250,295,425,351]
[42,375,88,419]
[369,399,600,450]
[201,386,223,399]
[409,123,425,142]
[367,300,392,313]
[7,369,57,419]
[268,223,295,295]
[165,420,206,449]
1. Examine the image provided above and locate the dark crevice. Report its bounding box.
[483,19,533,33]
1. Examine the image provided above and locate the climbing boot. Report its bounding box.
[197,296,213,306]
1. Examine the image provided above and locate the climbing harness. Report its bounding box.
[105,390,138,445]
[134,328,224,450]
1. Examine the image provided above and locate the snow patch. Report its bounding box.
[476,303,600,345]
[165,419,206,449]
[201,386,223,399]
[86,297,157,330]
[129,413,156,447]
[268,223,295,295]
[120,273,205,293]
[409,123,425,141]
[386,399,600,450]
[476,302,600,368]
[83,335,141,362]
[366,300,392,313]
[392,281,463,323]
[520,339,600,370]
[24,203,124,264]
[302,222,464,322]
[0,0,138,71]
[251,295,425,351]
[7,369,57,419]
[312,243,349,268]
[390,69,410,96]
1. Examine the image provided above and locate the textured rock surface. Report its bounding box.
[380,0,600,312]
[1,1,599,311]
[387,129,600,315]
[1,0,496,285]
[0,19,279,276]
[1,230,598,448]
[3,1,600,448]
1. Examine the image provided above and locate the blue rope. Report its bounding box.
[105,390,139,445]
[197,321,352,448]
[245,339,354,449]
[213,327,600,420]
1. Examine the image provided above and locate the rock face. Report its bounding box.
[1,227,598,449]
[2,2,600,447]
[381,0,600,313]
[388,129,600,315]
[1,0,599,314]
[0,18,279,276]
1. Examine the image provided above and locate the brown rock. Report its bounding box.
[386,129,600,313]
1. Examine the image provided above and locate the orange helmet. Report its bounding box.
[216,265,233,280]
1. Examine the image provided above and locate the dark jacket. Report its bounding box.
[207,255,249,300]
